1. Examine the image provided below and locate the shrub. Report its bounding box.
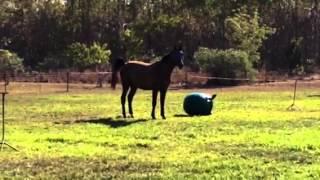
[194,47,257,85]
[65,42,111,70]
[0,49,24,73]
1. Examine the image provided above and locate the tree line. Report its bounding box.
[0,0,319,75]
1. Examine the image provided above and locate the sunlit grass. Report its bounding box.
[0,87,320,179]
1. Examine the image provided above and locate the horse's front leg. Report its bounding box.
[160,89,167,119]
[151,90,158,119]
[121,85,129,118]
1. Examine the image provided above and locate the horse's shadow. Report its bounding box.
[57,117,148,128]
[308,94,320,98]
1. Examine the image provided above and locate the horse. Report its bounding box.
[111,46,184,119]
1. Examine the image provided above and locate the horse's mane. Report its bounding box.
[160,54,170,64]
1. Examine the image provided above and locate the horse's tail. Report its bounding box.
[111,57,125,89]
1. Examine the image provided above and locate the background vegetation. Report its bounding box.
[0,49,24,73]
[1,0,320,76]
[195,48,256,85]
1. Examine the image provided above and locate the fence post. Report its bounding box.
[97,72,103,88]
[38,73,42,93]
[184,71,188,87]
[287,79,300,110]
[1,92,18,151]
[292,79,298,106]
[66,71,70,92]
[3,73,8,93]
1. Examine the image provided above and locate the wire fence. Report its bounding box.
[0,71,193,93]
[0,71,319,94]
[0,72,113,93]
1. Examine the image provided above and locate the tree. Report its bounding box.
[224,7,274,67]
[0,0,319,73]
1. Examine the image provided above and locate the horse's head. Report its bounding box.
[168,45,184,69]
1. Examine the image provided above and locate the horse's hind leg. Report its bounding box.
[128,87,137,118]
[151,90,158,119]
[121,84,129,118]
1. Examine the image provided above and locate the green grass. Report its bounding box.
[1,88,320,179]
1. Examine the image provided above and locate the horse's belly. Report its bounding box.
[135,79,154,90]
[139,81,170,90]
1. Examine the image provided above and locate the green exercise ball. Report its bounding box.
[183,93,217,116]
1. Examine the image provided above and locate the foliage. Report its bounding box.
[38,55,70,71]
[65,42,111,70]
[0,49,24,73]
[224,7,274,66]
[0,0,320,72]
[286,37,303,74]
[195,47,256,85]
[0,88,319,178]
[134,14,184,54]
[121,27,144,59]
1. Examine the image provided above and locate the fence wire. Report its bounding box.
[0,71,319,94]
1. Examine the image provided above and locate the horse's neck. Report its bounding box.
[158,62,176,78]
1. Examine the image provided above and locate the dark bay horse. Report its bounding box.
[111,46,184,119]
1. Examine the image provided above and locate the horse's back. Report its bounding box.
[120,61,158,90]
[127,61,151,66]
[123,61,154,73]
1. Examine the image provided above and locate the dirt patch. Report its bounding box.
[171,79,320,93]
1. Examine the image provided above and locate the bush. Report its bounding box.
[65,42,111,70]
[0,49,24,73]
[194,47,257,85]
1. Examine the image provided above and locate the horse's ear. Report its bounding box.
[211,94,217,100]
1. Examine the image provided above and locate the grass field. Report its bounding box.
[0,83,320,179]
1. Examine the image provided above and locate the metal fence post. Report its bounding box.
[3,73,9,93]
[66,72,70,92]
[0,92,18,151]
[287,79,300,110]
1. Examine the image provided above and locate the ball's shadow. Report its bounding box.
[174,113,212,118]
[174,114,190,118]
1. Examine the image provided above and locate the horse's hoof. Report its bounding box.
[152,116,156,120]
[161,116,166,120]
